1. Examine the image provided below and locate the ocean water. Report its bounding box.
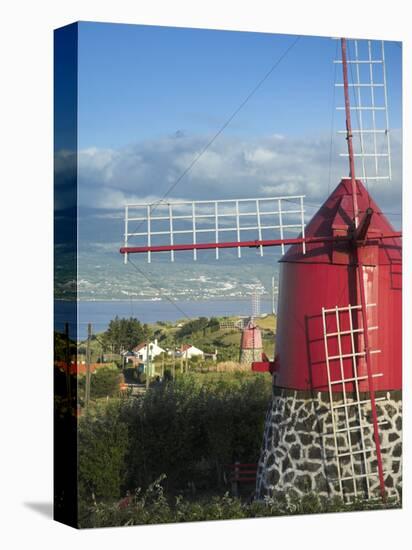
[55,298,274,340]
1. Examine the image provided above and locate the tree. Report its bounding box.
[103,316,151,353]
[208,317,220,332]
[54,330,76,361]
[91,365,122,398]
[176,317,209,339]
[79,403,128,502]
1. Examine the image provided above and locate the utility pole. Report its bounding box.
[180,349,183,374]
[64,322,71,405]
[85,323,92,409]
[172,347,176,379]
[185,350,188,373]
[146,341,150,390]
[271,276,275,315]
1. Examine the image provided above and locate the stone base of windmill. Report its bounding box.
[239,348,263,364]
[255,386,402,502]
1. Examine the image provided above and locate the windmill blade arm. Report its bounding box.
[121,236,317,255]
[120,231,401,255]
[354,207,374,242]
[121,195,307,262]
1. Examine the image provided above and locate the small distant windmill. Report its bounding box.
[238,290,263,364]
[120,38,402,503]
[218,290,265,364]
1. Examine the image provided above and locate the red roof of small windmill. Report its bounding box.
[282,178,401,265]
[240,321,263,350]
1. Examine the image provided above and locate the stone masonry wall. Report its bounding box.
[256,386,402,502]
[239,348,263,364]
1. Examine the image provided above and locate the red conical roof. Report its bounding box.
[282,178,401,265]
[240,320,263,350]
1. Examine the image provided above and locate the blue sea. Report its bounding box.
[55,298,274,340]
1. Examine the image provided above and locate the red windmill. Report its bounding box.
[120,38,402,503]
[240,291,264,365]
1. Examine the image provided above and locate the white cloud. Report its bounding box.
[56,130,402,226]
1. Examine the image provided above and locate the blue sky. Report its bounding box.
[62,21,403,272]
[77,23,401,149]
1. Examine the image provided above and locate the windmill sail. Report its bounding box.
[122,195,306,263]
[335,39,392,184]
[321,303,389,501]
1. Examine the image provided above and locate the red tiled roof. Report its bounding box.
[54,361,106,375]
[132,343,146,352]
[181,344,193,351]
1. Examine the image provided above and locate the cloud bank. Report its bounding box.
[58,130,402,226]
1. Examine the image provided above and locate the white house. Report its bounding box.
[132,339,165,363]
[180,344,204,359]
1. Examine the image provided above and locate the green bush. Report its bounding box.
[176,317,209,339]
[80,476,400,528]
[91,365,122,398]
[121,373,271,493]
[123,366,138,383]
[78,372,272,504]
[79,402,129,504]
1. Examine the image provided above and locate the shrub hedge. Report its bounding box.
[80,475,400,528]
[79,373,272,505]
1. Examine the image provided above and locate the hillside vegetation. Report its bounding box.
[79,314,277,365]
[149,314,276,362]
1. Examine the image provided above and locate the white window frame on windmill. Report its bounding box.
[123,195,306,263]
[335,39,392,185]
[321,303,391,502]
